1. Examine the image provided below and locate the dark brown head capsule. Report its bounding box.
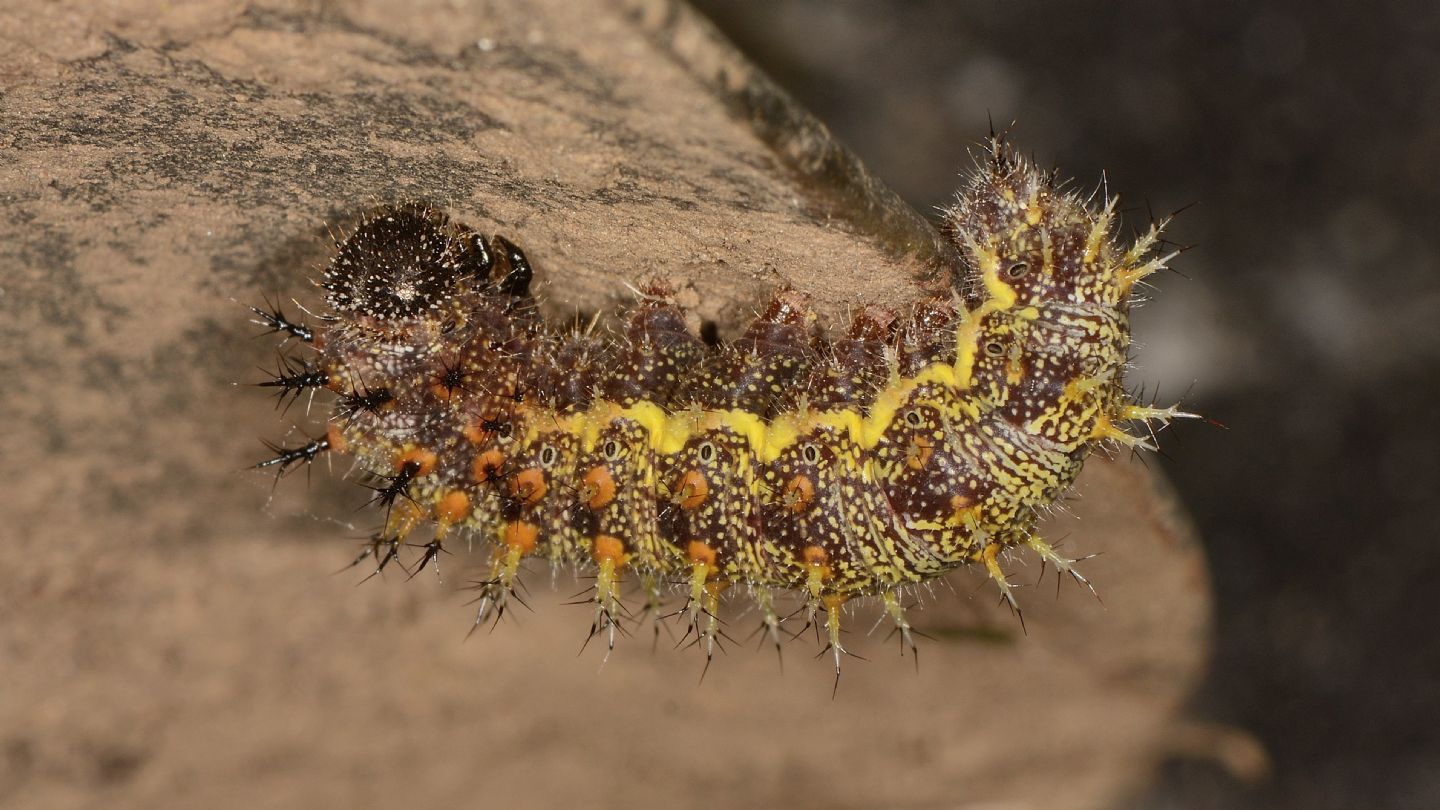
[323,204,468,321]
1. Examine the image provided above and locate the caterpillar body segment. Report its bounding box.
[253,142,1189,670]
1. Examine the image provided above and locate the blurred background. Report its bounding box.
[690,1,1440,807]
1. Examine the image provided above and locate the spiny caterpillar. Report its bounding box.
[250,140,1193,677]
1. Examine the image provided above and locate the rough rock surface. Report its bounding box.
[0,1,1211,808]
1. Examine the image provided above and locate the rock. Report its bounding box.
[0,1,1211,807]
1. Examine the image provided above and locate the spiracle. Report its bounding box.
[249,140,1195,678]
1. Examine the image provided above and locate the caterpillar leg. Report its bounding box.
[248,296,315,344]
[584,537,628,661]
[253,434,331,484]
[409,489,473,584]
[882,588,920,663]
[1096,402,1202,451]
[256,355,330,414]
[356,539,403,584]
[1091,412,1159,452]
[465,521,536,636]
[336,533,396,577]
[982,541,1025,634]
[752,588,785,668]
[677,560,728,670]
[1126,401,1202,447]
[796,546,831,644]
[405,533,450,583]
[638,571,666,651]
[819,594,862,695]
[1122,402,1200,425]
[352,498,425,583]
[1025,535,1099,600]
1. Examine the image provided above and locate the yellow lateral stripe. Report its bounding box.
[535,311,999,463]
[705,408,769,456]
[981,265,1017,310]
[544,351,973,461]
[862,362,957,448]
[617,400,671,451]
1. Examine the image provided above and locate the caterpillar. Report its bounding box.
[249,140,1193,676]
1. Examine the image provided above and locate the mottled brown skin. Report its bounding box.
[600,294,706,409]
[253,143,1187,667]
[684,291,817,418]
[803,306,894,412]
[895,300,959,376]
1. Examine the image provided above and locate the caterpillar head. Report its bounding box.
[323,204,476,323]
